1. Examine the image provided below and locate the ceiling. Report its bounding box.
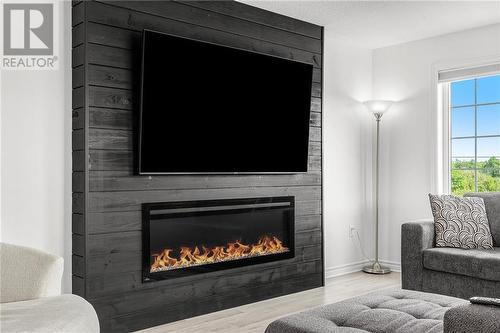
[239,1,500,49]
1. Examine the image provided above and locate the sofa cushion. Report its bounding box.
[428,194,493,249]
[423,247,500,282]
[465,192,500,247]
[444,302,500,333]
[265,289,467,333]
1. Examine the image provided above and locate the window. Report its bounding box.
[449,74,500,195]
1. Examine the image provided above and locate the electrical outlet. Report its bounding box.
[349,225,356,239]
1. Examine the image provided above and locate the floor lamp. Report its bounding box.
[362,100,393,275]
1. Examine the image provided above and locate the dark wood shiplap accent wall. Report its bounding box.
[72,1,323,331]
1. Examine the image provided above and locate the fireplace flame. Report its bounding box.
[151,235,288,273]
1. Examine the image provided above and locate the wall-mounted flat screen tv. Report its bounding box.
[139,29,314,174]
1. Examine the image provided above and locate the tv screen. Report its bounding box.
[139,30,314,174]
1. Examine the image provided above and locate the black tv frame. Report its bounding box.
[138,29,313,175]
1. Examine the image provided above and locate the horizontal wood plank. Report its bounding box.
[72,87,85,109]
[72,192,85,214]
[310,127,321,142]
[297,200,321,216]
[88,210,141,235]
[88,186,321,212]
[311,82,321,97]
[95,1,322,53]
[73,255,85,277]
[72,129,85,151]
[72,275,85,297]
[89,107,132,130]
[72,108,85,130]
[89,129,132,150]
[88,150,321,171]
[72,172,85,193]
[89,86,135,110]
[89,150,130,171]
[88,65,136,90]
[311,97,321,112]
[309,156,321,170]
[72,151,85,172]
[72,44,84,68]
[311,142,321,156]
[89,171,321,193]
[313,68,321,83]
[87,43,138,70]
[72,234,85,256]
[72,67,84,88]
[180,1,322,39]
[310,112,321,127]
[72,1,84,27]
[87,20,142,50]
[72,22,84,47]
[72,213,85,235]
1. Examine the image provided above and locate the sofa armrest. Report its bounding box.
[0,243,63,303]
[444,303,500,333]
[401,221,434,291]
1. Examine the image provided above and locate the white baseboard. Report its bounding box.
[379,260,401,272]
[325,260,369,279]
[325,259,401,279]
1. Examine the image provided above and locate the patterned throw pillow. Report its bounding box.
[429,194,493,249]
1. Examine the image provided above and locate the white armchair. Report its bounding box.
[0,243,64,303]
[0,243,99,333]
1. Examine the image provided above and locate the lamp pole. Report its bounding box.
[362,102,392,275]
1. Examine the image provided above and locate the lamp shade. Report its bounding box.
[363,100,393,115]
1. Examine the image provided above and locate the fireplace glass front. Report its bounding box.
[142,197,295,282]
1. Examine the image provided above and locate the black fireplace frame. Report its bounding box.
[142,196,295,282]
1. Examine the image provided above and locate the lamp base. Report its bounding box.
[362,261,391,275]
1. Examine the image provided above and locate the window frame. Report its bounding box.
[442,82,451,193]
[444,74,500,194]
[432,56,500,196]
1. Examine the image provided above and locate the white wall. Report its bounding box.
[0,2,72,292]
[323,29,375,277]
[372,24,500,266]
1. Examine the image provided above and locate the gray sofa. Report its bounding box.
[401,192,500,299]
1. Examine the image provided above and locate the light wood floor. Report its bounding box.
[138,271,401,333]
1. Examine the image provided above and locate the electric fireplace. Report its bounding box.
[142,196,295,282]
